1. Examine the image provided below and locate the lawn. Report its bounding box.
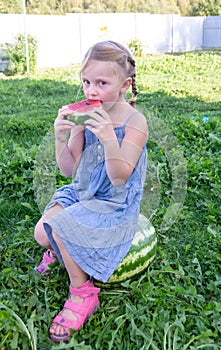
[0,50,220,349]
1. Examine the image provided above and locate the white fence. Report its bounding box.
[203,16,221,48]
[0,13,220,69]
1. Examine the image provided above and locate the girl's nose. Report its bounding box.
[88,84,98,96]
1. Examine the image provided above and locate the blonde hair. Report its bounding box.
[81,40,137,107]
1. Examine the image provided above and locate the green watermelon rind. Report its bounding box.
[108,238,157,283]
[95,214,157,287]
[65,114,89,125]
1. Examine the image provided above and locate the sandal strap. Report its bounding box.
[43,249,56,263]
[69,280,100,298]
[37,249,57,275]
[51,314,73,337]
[64,299,91,317]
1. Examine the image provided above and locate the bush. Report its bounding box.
[127,38,143,57]
[1,33,38,75]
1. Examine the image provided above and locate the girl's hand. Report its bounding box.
[84,108,115,142]
[54,105,79,143]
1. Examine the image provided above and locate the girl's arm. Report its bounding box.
[103,115,147,185]
[54,106,84,178]
[85,110,148,186]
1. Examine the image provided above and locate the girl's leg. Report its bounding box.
[34,203,63,248]
[49,231,94,339]
[34,204,63,274]
[35,208,100,340]
[52,232,88,288]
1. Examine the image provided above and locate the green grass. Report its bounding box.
[0,51,221,349]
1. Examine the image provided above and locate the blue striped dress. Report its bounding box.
[43,112,147,283]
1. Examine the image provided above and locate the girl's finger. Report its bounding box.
[57,105,74,119]
[86,110,110,123]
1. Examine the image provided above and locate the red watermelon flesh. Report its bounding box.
[68,99,102,115]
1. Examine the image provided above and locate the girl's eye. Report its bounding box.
[98,81,106,87]
[82,80,106,87]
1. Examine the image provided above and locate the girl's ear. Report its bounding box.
[120,77,132,94]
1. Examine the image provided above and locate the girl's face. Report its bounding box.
[81,60,130,111]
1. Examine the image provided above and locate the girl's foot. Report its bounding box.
[37,249,57,275]
[49,280,100,342]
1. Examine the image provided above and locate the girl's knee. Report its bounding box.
[34,220,50,247]
[34,204,62,247]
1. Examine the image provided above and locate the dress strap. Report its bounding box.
[123,111,140,126]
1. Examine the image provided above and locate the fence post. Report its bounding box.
[22,0,29,74]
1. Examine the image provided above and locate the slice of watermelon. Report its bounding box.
[66,99,102,125]
[68,99,102,115]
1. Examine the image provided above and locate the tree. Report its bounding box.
[176,0,191,16]
[0,0,220,15]
[190,0,221,16]
[0,0,22,13]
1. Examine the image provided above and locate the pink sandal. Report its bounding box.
[36,249,57,275]
[50,280,100,342]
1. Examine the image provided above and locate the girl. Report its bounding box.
[34,40,148,342]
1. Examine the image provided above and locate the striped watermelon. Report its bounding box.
[95,214,157,288]
[65,99,102,125]
[68,99,102,114]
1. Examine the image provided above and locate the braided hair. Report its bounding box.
[81,40,138,107]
